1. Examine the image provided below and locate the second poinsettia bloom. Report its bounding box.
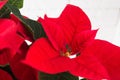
[0,18,24,65]
[0,14,38,80]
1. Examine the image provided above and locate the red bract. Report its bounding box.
[78,40,120,80]
[10,42,38,80]
[0,19,24,65]
[43,4,91,49]
[10,14,34,42]
[23,4,120,80]
[0,16,38,80]
[0,69,12,80]
[0,0,8,9]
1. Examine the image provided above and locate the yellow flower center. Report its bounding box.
[61,51,72,57]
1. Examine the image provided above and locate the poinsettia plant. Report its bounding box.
[1,0,120,80]
[0,0,80,80]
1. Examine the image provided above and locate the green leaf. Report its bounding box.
[25,19,46,40]
[0,63,9,67]
[59,72,79,80]
[39,71,79,80]
[0,4,11,18]
[7,0,23,9]
[39,72,59,80]
[80,78,88,80]
[0,0,23,18]
[6,4,46,40]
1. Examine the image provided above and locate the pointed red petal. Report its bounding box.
[0,69,12,80]
[38,18,65,51]
[86,40,120,80]
[10,42,38,80]
[44,4,91,44]
[23,38,76,74]
[70,52,110,80]
[59,4,91,33]
[71,29,98,53]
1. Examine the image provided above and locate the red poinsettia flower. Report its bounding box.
[0,0,8,9]
[40,6,120,79]
[0,69,12,80]
[23,4,111,79]
[0,18,24,65]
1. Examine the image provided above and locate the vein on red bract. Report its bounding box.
[84,40,120,80]
[44,4,91,45]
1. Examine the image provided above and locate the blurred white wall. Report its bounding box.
[70,0,120,46]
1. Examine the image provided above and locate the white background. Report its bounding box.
[20,0,120,46]
[20,0,120,79]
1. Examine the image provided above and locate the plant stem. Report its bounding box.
[0,65,17,80]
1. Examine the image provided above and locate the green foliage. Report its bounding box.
[7,0,23,9]
[0,65,17,80]
[0,0,23,18]
[39,71,79,80]
[25,19,46,40]
[6,4,46,40]
[80,78,88,80]
[0,4,10,18]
